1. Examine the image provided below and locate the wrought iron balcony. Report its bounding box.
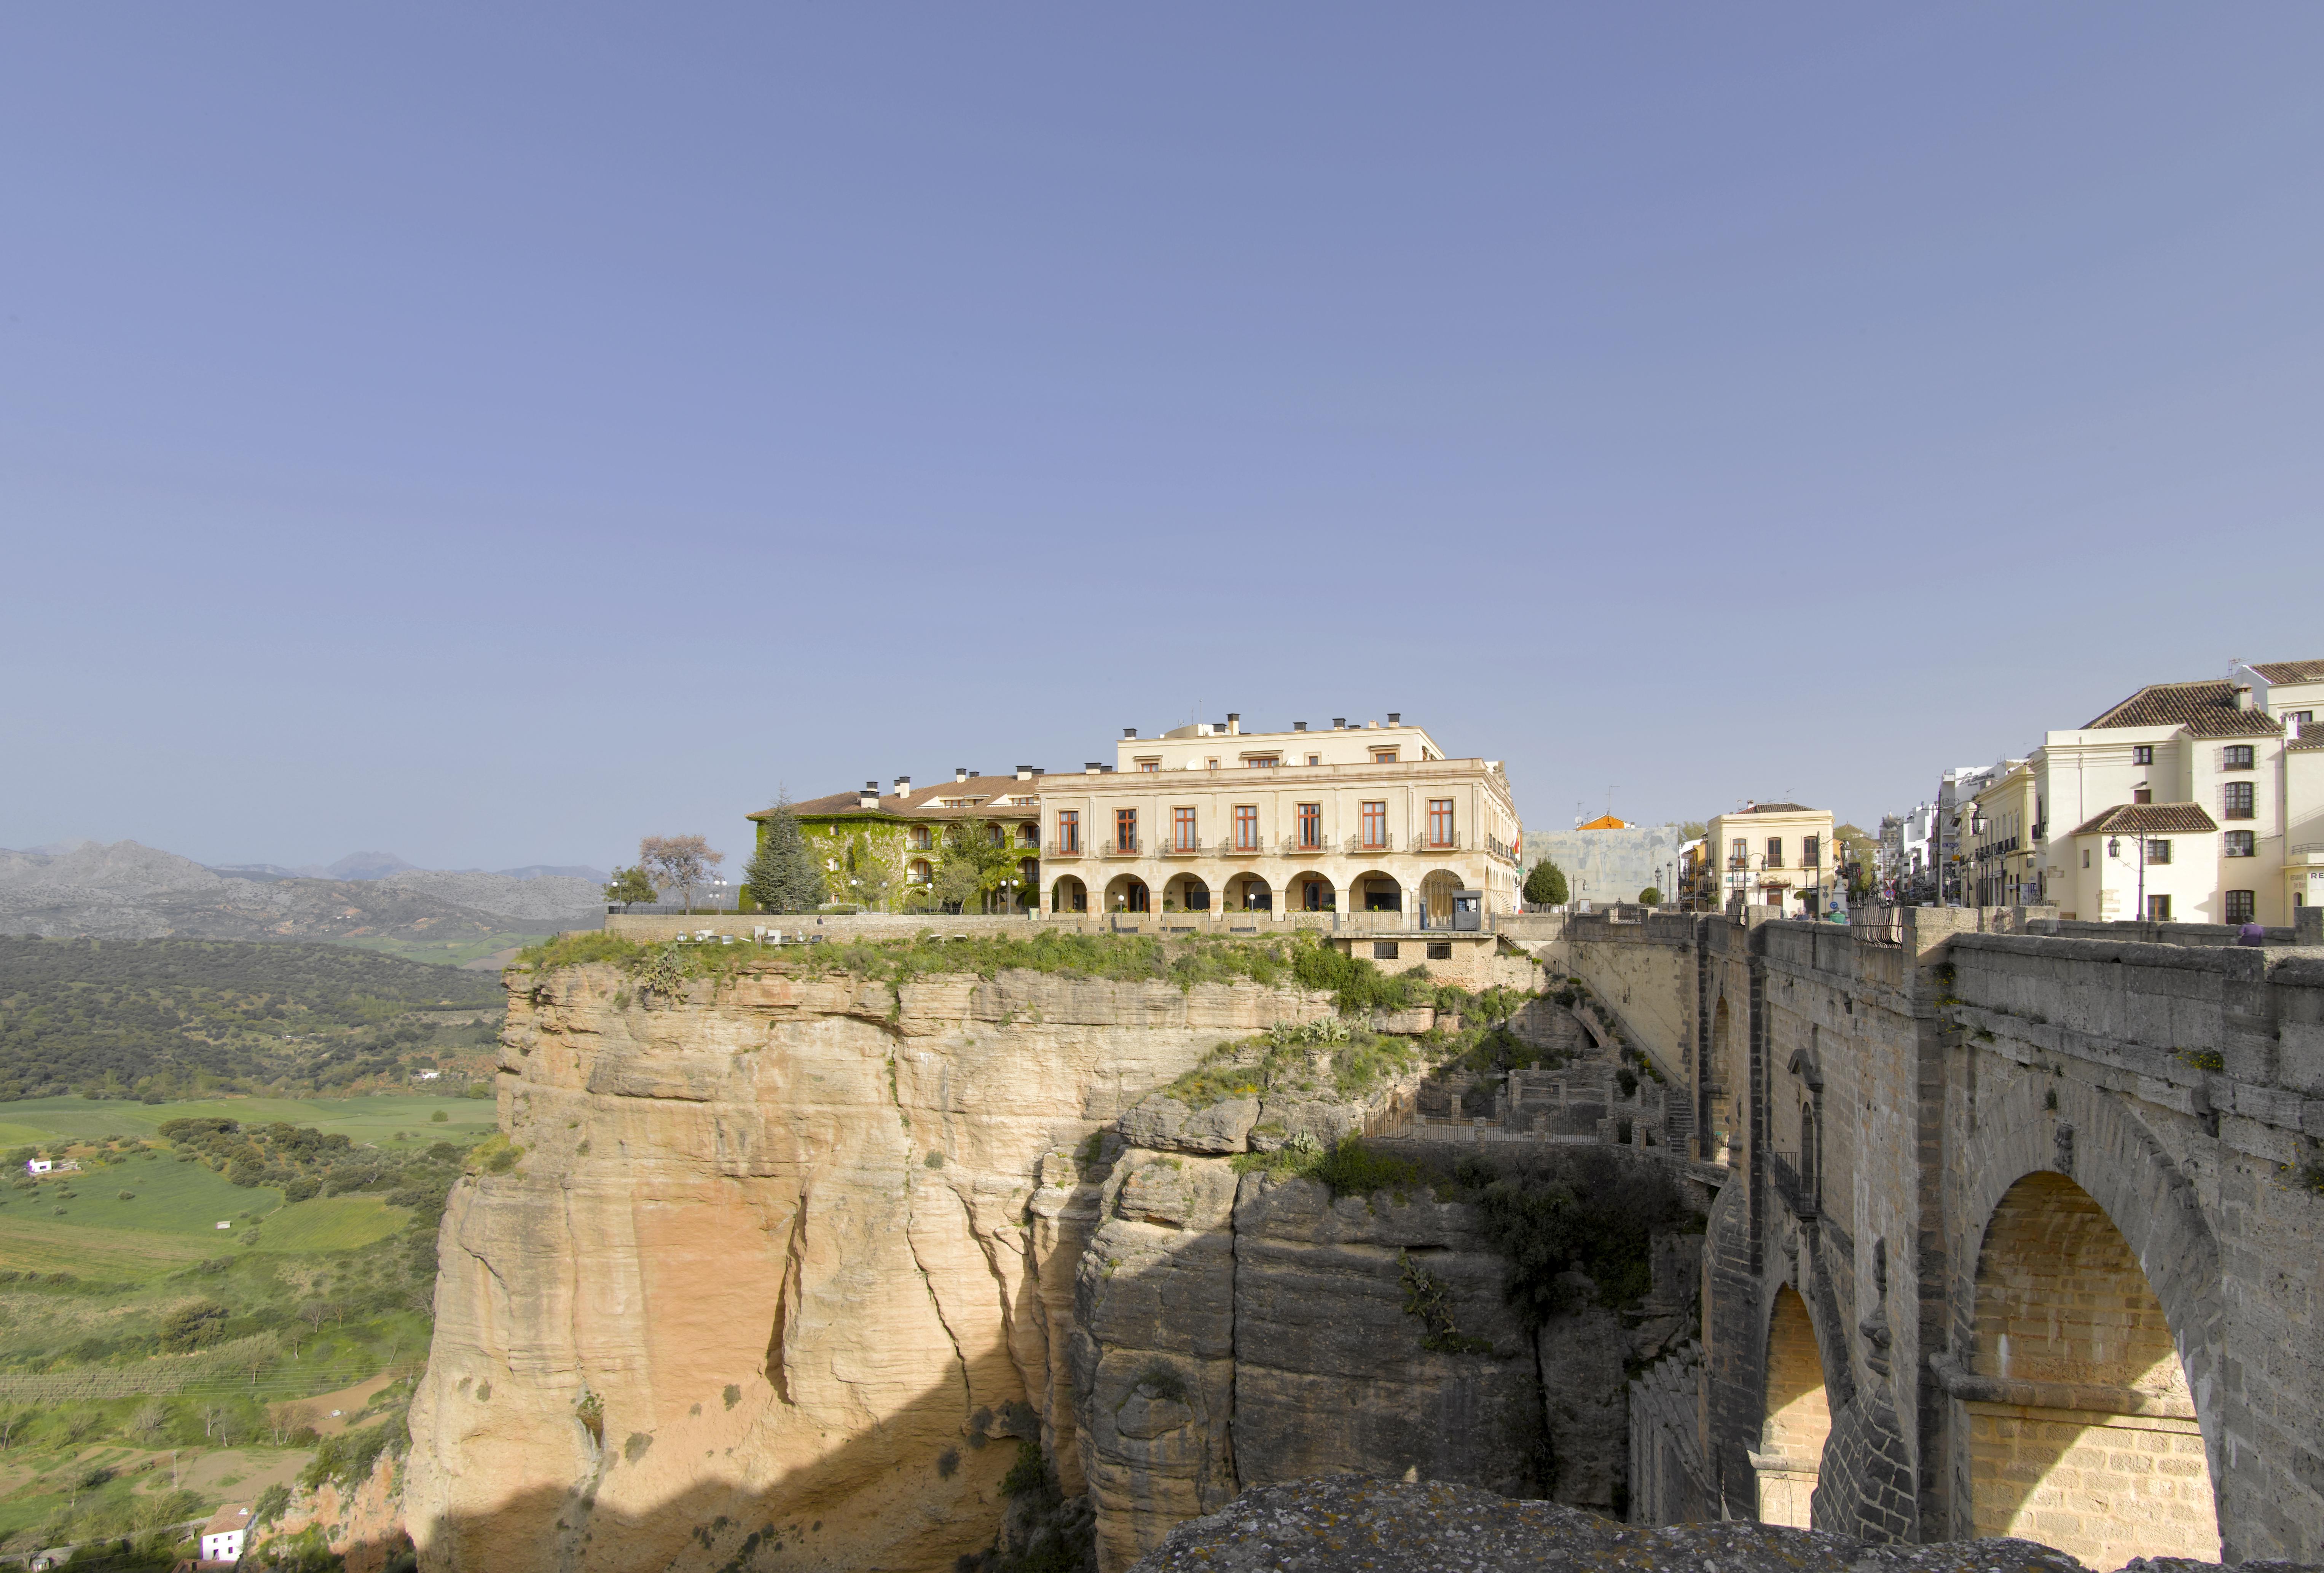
[1100,841,1141,857]
[1158,839,1204,858]
[1408,831,1464,852]
[1766,1150,1818,1219]
[1280,835,1329,857]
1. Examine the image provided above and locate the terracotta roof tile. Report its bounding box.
[2067,802,2219,836]
[1736,802,1812,814]
[2081,679,2283,738]
[751,776,1050,823]
[2250,658,2324,683]
[2286,729,2324,752]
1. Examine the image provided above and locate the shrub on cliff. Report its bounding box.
[1459,1149,1695,1321]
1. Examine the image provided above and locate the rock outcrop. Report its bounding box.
[403,961,1333,1573]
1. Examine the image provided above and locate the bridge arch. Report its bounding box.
[1754,1284,1831,1527]
[1949,1072,2224,1564]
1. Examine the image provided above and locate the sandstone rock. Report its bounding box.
[1118,1094,1259,1153]
[1130,1476,2102,1573]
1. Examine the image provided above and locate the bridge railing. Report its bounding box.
[1767,1150,1819,1218]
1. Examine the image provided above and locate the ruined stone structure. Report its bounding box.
[1567,906,2324,1567]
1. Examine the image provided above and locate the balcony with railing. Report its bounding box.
[1219,836,1265,856]
[1766,1150,1819,1218]
[1280,834,1330,857]
[1346,833,1395,855]
[1159,839,1205,858]
[1100,840,1141,858]
[1408,830,1465,853]
[1047,840,1082,859]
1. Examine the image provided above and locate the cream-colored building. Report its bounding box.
[1037,713,1523,918]
[1967,763,2043,908]
[2018,659,2324,925]
[1704,801,1839,916]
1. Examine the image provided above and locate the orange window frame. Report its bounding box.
[1234,804,1258,849]
[1427,799,1454,847]
[1296,802,1321,849]
[1361,800,1387,849]
[1173,806,1197,850]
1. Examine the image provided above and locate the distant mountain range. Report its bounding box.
[0,840,609,958]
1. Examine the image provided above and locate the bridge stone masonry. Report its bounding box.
[1564,903,2324,1567]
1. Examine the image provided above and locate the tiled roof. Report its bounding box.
[2250,659,2324,683]
[2287,729,2324,753]
[2081,679,2283,739]
[2068,802,2219,836]
[751,776,1050,823]
[1736,802,1812,814]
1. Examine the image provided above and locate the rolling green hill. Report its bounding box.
[0,936,502,1101]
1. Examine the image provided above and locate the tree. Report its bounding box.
[933,820,1015,914]
[638,836,723,910]
[1523,858,1568,906]
[603,866,657,908]
[743,801,824,914]
[1678,821,1708,841]
[839,832,893,912]
[1638,887,1663,906]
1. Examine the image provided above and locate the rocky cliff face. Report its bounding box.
[403,961,1333,1573]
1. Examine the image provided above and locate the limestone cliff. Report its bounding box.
[404,961,1331,1573]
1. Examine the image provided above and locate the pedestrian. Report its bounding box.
[2237,919,2266,947]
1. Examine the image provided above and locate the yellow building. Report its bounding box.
[1704,802,1839,916]
[1038,713,1524,918]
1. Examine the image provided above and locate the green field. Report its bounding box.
[333,931,543,967]
[0,1093,497,1149]
[251,1195,407,1253]
[2,1150,282,1236]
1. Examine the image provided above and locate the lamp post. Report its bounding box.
[2107,829,2150,927]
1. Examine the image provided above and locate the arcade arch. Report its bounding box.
[1351,871,1403,913]
[1050,875,1087,913]
[1290,871,1335,912]
[1105,874,1149,913]
[1163,873,1211,912]
[1965,1172,2219,1567]
[1225,873,1271,911]
[1420,869,1462,927]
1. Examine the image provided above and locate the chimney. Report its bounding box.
[1015,765,1034,781]
[1227,712,1240,734]
[1124,726,1137,739]
[893,775,912,797]
[1085,761,1103,775]
[859,780,880,809]
[2234,684,2254,711]
[1293,721,1307,732]
[1387,712,1400,726]
[1333,717,1347,729]
[955,766,969,783]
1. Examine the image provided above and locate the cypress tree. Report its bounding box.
[1522,858,1568,906]
[746,800,827,914]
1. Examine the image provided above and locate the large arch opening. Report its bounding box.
[1050,875,1087,913]
[1104,875,1149,913]
[1754,1285,1829,1527]
[1352,870,1402,913]
[1226,873,1271,911]
[1420,869,1463,927]
[1163,873,1210,912]
[1290,871,1335,912]
[1966,1171,2219,1566]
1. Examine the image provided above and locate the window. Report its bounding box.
[1206,758,1219,770]
[1114,808,1137,852]
[1360,800,1388,849]
[2147,894,2172,922]
[1427,799,1455,847]
[2225,890,2257,924]
[1246,756,1280,768]
[1372,748,1399,764]
[1427,940,1453,961]
[1055,811,1080,854]
[2082,848,2090,868]
[909,859,932,884]
[2224,780,2255,819]
[1305,754,1320,766]
[2133,788,2152,804]
[908,826,931,850]
[1766,837,1784,865]
[1801,835,1820,868]
[1136,758,1160,772]
[1296,802,1323,850]
[1234,804,1259,850]
[2223,744,2255,770]
[1173,806,1197,851]
[2146,839,2172,864]
[1373,941,1400,960]
[2133,745,2154,765]
[987,824,1004,847]
[2225,830,2255,857]
[1017,823,1039,848]
[2291,710,2314,727]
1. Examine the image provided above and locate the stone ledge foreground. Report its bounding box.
[1127,1477,2322,1573]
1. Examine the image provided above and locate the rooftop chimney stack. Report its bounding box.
[2235,684,2254,711]
[1387,712,1400,726]
[1293,721,1307,731]
[1333,717,1347,729]
[1085,761,1102,774]
[859,780,880,809]
[1124,726,1138,739]
[955,766,970,783]
[1016,765,1034,781]
[893,775,912,797]
[1227,712,1240,734]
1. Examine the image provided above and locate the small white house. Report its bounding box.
[199,1502,250,1562]
[216,1220,232,1230]
[413,1069,442,1081]
[24,1158,52,1174]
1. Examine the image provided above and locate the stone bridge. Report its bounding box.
[1565,906,2324,1567]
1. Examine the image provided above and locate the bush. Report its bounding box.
[1523,860,1568,906]
[159,1300,229,1353]
[1001,1439,1049,1497]
[1637,887,1663,906]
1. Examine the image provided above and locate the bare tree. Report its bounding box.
[126,1401,169,1444]
[201,1402,228,1441]
[638,835,724,911]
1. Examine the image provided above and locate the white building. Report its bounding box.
[24,1158,51,1175]
[199,1503,250,1563]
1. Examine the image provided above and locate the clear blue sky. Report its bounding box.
[4,6,2319,870]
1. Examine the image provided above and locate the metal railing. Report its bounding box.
[1219,836,1265,855]
[1408,831,1464,852]
[1849,905,1904,945]
[1346,834,1395,855]
[1100,841,1140,857]
[1767,1151,1818,1218]
[1159,839,1205,857]
[1280,835,1330,856]
[1047,842,1083,858]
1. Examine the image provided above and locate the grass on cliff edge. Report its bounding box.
[515,928,1532,1020]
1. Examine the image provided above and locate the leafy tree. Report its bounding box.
[743,801,824,914]
[638,835,723,909]
[934,820,1016,914]
[1522,858,1568,906]
[161,1300,229,1353]
[603,866,657,907]
[1637,887,1663,906]
[1678,821,1708,841]
[838,832,894,911]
